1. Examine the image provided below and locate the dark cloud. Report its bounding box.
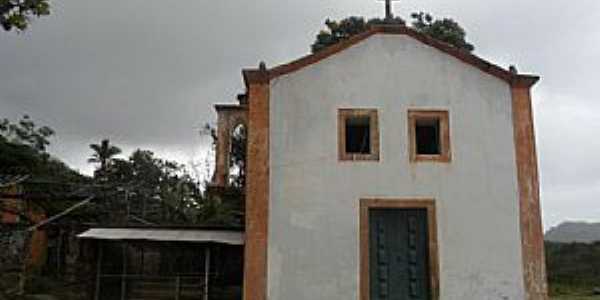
[1,0,598,228]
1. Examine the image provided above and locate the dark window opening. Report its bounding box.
[415,118,441,155]
[345,116,371,154]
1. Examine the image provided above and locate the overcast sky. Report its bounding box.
[1,0,599,229]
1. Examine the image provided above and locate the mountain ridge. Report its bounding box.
[545,221,600,244]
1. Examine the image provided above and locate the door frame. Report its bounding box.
[359,198,440,300]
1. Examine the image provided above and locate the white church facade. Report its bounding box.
[212,25,547,300]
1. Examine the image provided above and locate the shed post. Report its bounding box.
[121,243,127,300]
[204,246,210,300]
[175,275,181,300]
[56,229,63,276]
[94,242,103,300]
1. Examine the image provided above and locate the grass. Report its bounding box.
[4,271,599,300]
[550,283,600,300]
[553,296,600,300]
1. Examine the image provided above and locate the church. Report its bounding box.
[211,17,547,300]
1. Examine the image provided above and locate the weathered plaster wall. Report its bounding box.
[268,35,525,299]
[0,225,26,270]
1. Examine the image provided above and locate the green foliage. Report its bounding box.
[107,149,186,191]
[195,196,237,226]
[0,114,235,227]
[0,115,89,229]
[410,12,474,52]
[550,282,600,299]
[103,149,204,224]
[0,115,54,152]
[311,16,405,53]
[0,135,43,174]
[88,139,122,180]
[311,13,474,53]
[545,241,600,288]
[0,116,83,182]
[0,0,50,32]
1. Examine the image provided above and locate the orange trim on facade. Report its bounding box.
[511,85,548,300]
[408,110,451,163]
[243,76,270,300]
[27,210,48,269]
[243,26,539,88]
[359,198,440,300]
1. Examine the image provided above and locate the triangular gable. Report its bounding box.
[243,25,539,88]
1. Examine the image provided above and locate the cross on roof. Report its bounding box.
[380,0,401,20]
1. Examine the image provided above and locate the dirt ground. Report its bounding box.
[0,273,87,300]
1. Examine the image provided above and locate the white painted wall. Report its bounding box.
[268,34,524,300]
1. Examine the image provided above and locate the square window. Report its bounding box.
[408,110,451,162]
[415,118,440,155]
[345,116,371,154]
[339,109,379,161]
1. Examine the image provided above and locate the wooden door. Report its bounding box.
[369,208,431,300]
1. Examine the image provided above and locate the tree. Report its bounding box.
[311,16,405,53]
[0,135,43,174]
[0,115,84,181]
[0,115,88,296]
[0,115,54,152]
[311,13,474,53]
[196,196,237,226]
[410,12,474,52]
[0,0,50,32]
[545,241,600,289]
[88,139,122,179]
[104,149,204,224]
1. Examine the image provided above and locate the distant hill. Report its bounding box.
[545,222,600,244]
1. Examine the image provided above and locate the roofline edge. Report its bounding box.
[242,25,540,89]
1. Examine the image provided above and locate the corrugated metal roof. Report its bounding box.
[0,174,29,188]
[77,228,244,245]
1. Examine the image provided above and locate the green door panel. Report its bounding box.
[369,209,430,300]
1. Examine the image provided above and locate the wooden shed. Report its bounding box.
[78,227,244,300]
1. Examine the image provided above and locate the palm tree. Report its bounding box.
[88,139,122,178]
